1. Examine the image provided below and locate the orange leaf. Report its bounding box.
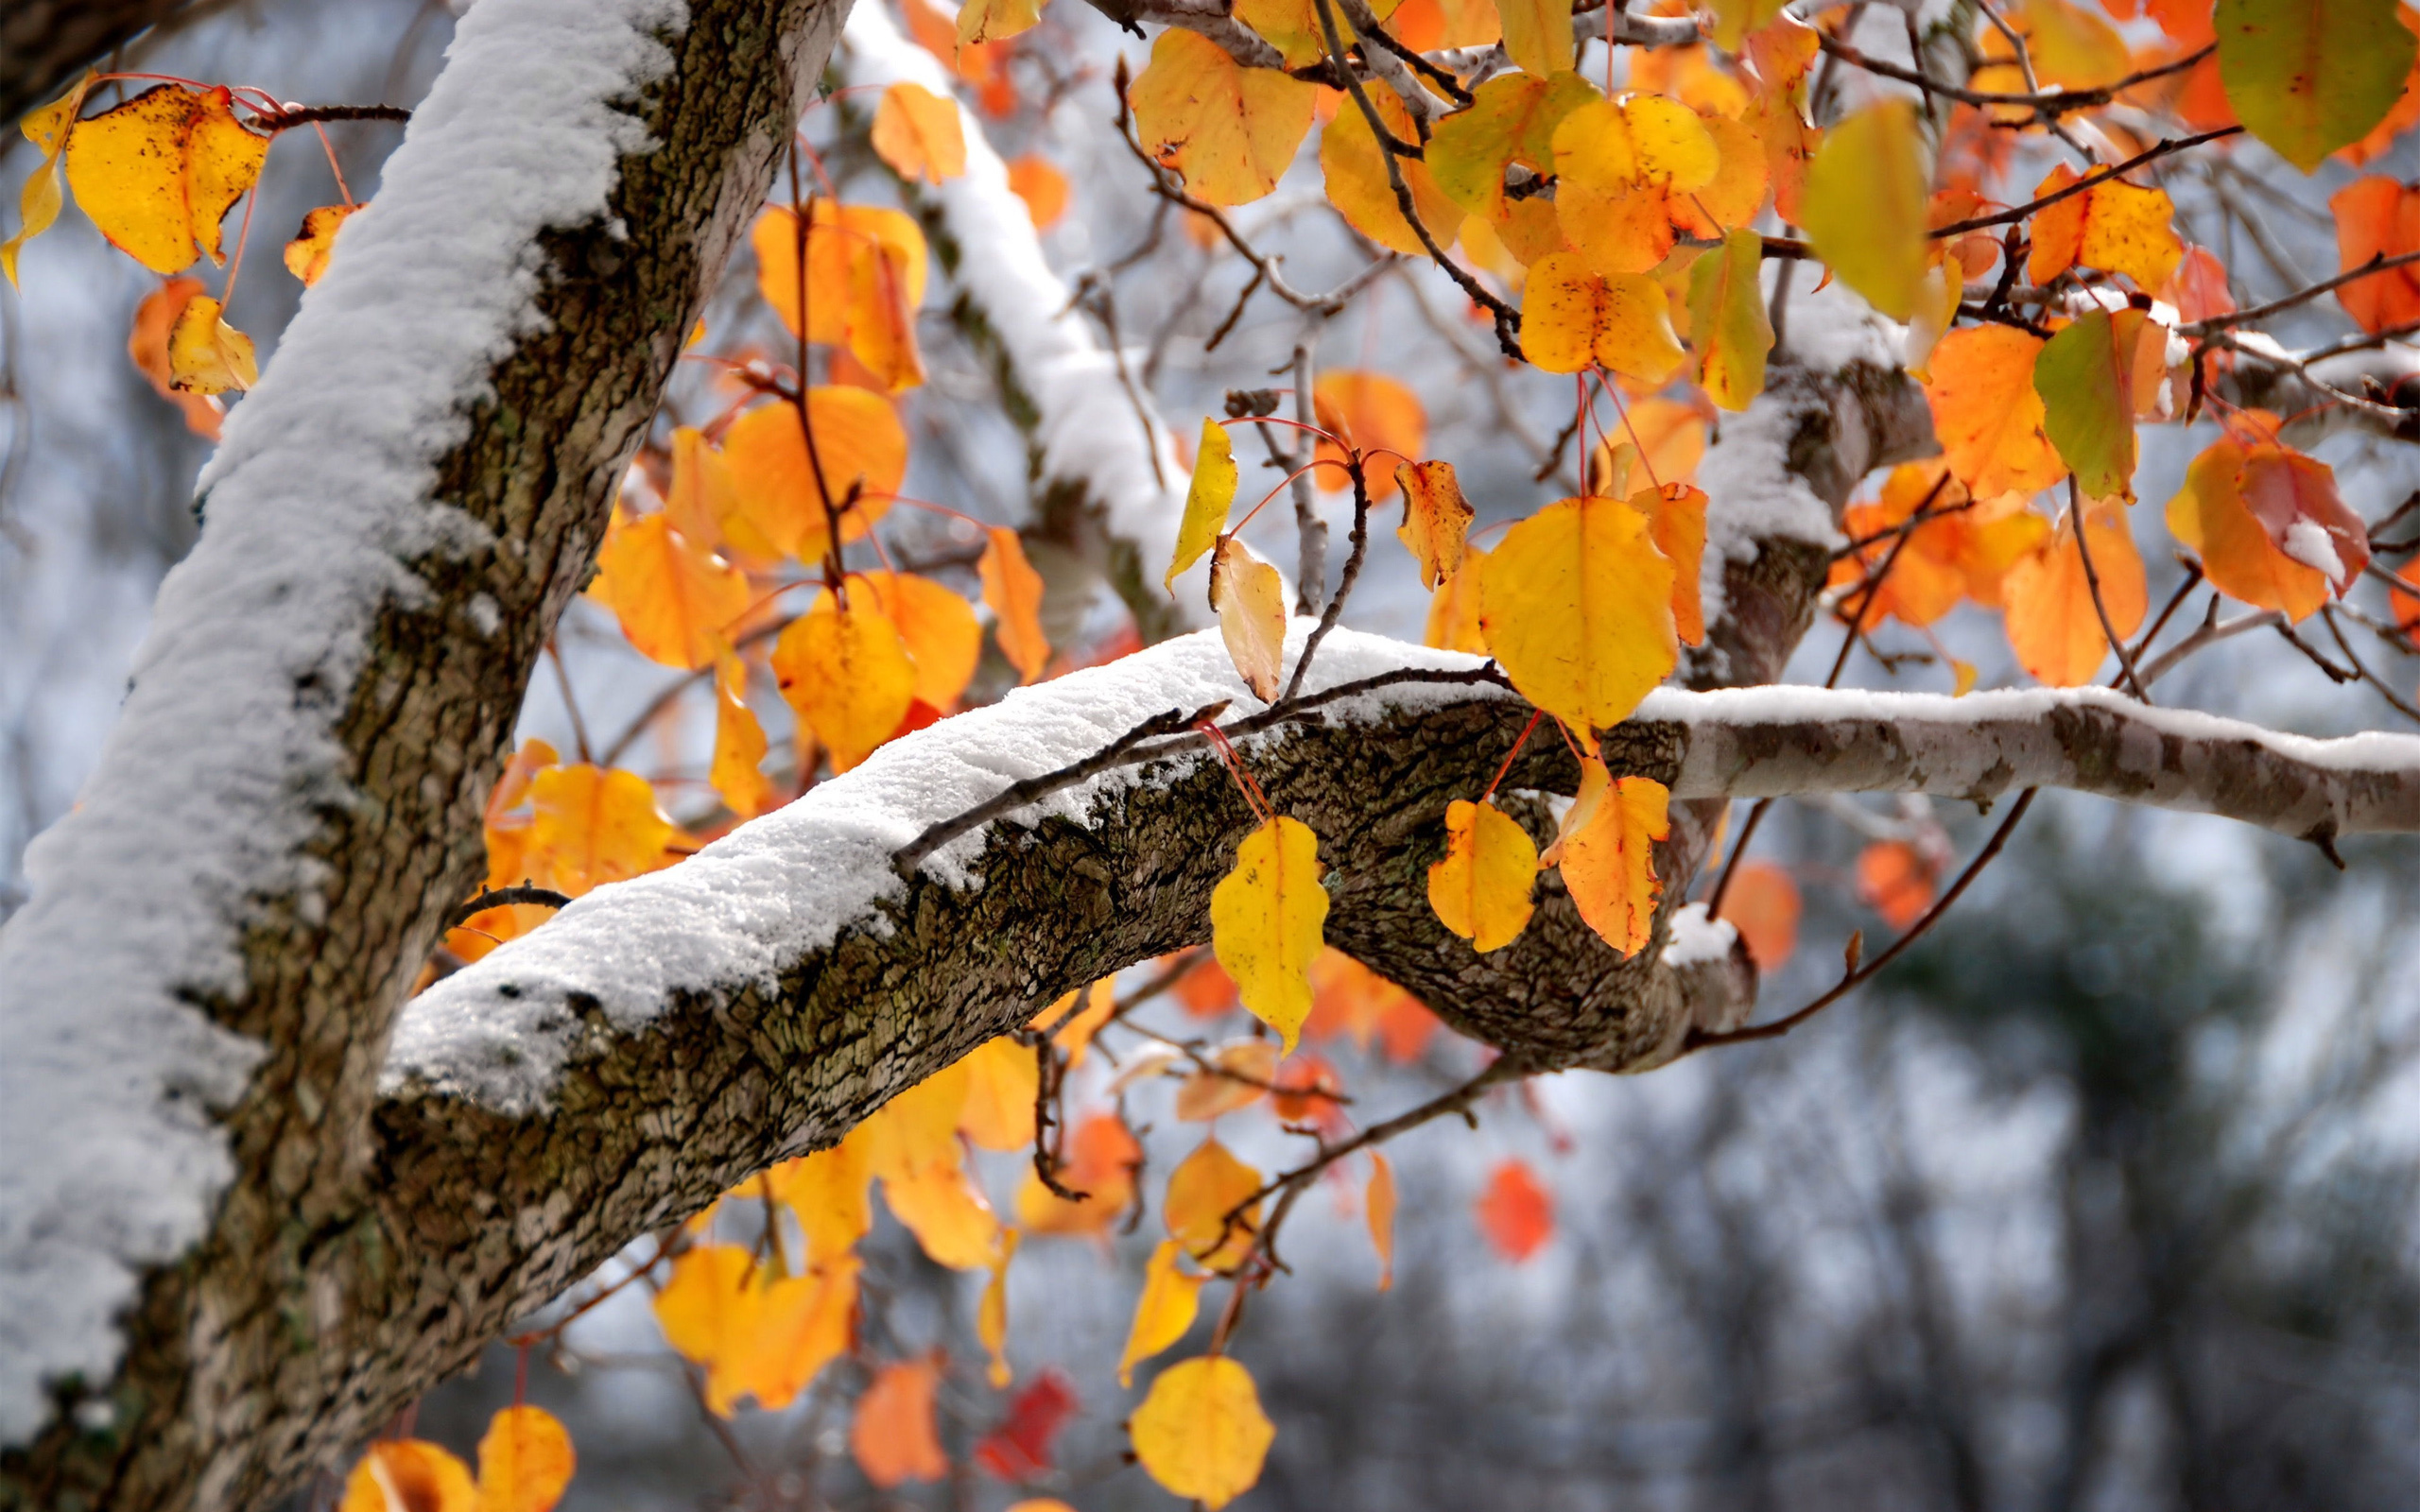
[1366,1151,1396,1290]
[1922,325,2067,502]
[125,275,223,438]
[1634,482,1709,645]
[1556,772,1669,956]
[1427,70,1598,223]
[1015,1112,1139,1233]
[751,202,929,344]
[1314,370,1426,501]
[720,391,905,562]
[1165,1137,1263,1270]
[282,203,358,286]
[2001,500,2146,687]
[766,1130,873,1263]
[653,1246,859,1415]
[2238,443,2370,592]
[1424,541,1490,653]
[1173,1038,1279,1122]
[860,1059,973,1182]
[978,1227,1019,1388]
[1518,251,1687,382]
[850,571,982,710]
[770,584,918,771]
[1047,977,1117,1067]
[2024,163,2184,293]
[527,765,674,896]
[709,653,772,818]
[1720,861,1801,971]
[340,1440,476,1512]
[2166,437,2328,620]
[2329,175,2420,335]
[1857,840,1937,930]
[475,1405,575,1512]
[1475,1159,1553,1263]
[979,527,1051,682]
[852,1358,950,1487]
[872,82,965,185]
[63,83,268,273]
[1394,459,1473,589]
[1131,28,1317,206]
[591,510,750,671]
[1005,154,1071,229]
[1551,94,1720,276]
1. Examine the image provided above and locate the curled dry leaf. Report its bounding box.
[1395,459,1472,590]
[283,203,359,286]
[2,72,95,286]
[165,294,257,394]
[126,275,224,438]
[1210,535,1288,702]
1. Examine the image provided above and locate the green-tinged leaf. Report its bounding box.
[2032,308,2140,501]
[1686,228,1772,411]
[1428,71,1600,220]
[2216,0,2417,171]
[1799,99,1927,319]
[1169,420,1236,589]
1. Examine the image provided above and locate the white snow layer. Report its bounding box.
[389,625,1490,1114]
[1659,902,1738,969]
[838,5,1204,617]
[0,0,682,1442]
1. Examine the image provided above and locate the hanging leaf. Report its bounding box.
[126,275,224,438]
[1722,861,1801,971]
[591,511,750,671]
[1477,493,1678,733]
[1518,252,1687,381]
[860,1059,973,1182]
[1130,1357,1277,1510]
[958,1035,1040,1151]
[1394,459,1473,589]
[720,390,906,562]
[850,571,981,711]
[1686,227,1772,411]
[2024,166,2183,293]
[527,765,674,896]
[1800,98,1927,319]
[873,83,967,184]
[2001,499,2147,686]
[2033,307,2148,502]
[1320,84,1463,257]
[752,202,929,343]
[63,83,268,274]
[1169,418,1237,588]
[959,0,1043,44]
[1552,94,1721,275]
[2,72,95,285]
[1014,1112,1140,1233]
[771,589,918,771]
[1858,840,1938,929]
[1132,29,1318,206]
[709,653,772,818]
[1922,326,2068,501]
[2328,175,2420,334]
[1556,773,1669,956]
[653,1246,860,1415]
[1173,1037,1279,1121]
[1427,70,1599,222]
[340,1440,477,1512]
[1210,535,1289,702]
[1211,816,1328,1051]
[1366,1152,1397,1290]
[1426,799,1539,952]
[979,526,1051,681]
[1425,541,1489,653]
[2238,443,2371,590]
[852,1358,950,1487]
[1005,154,1071,229]
[1314,370,1428,501]
[2216,0,2417,171]
[766,1132,873,1263]
[883,1159,1001,1270]
[281,203,358,286]
[2167,437,2329,621]
[1119,1240,1208,1385]
[976,1367,1080,1479]
[1496,0,1577,79]
[977,1228,1020,1389]
[1474,1159,1554,1262]
[165,295,257,394]
[1634,482,1709,646]
[1164,1137,1264,1271]
[475,1406,575,1512]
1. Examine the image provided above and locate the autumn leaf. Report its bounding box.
[1174,1037,1279,1121]
[978,1228,1019,1388]
[1745,17,1822,224]
[1212,816,1329,1051]
[710,653,772,818]
[721,390,906,562]
[2024,166,2183,293]
[1518,252,1686,381]
[1475,1159,1554,1262]
[282,203,358,286]
[1169,418,1236,588]
[2033,307,2149,501]
[166,295,257,394]
[958,1035,1040,1151]
[2238,442,2370,590]
[771,588,918,771]
[1478,493,1678,733]
[873,83,967,184]
[1687,228,1772,412]
[1589,395,1705,494]
[1427,799,1539,952]
[63,83,268,274]
[958,0,1042,44]
[653,1246,860,1415]
[340,1440,477,1512]
[1721,861,1801,971]
[1132,28,1317,206]
[886,1160,1002,1270]
[1394,459,1472,589]
[2167,436,2326,620]
[2216,0,2416,171]
[2002,499,2147,686]
[1634,482,1709,645]
[1710,0,1791,52]
[591,511,750,670]
[1005,154,1070,229]
[1496,0,1577,80]
[766,1133,873,1263]
[528,765,674,895]
[860,1058,972,1182]
[2,72,95,286]
[1120,1240,1207,1385]
[1557,772,1669,956]
[1857,840,1937,929]
[1320,84,1463,257]
[1130,1356,1277,1510]
[1800,98,1927,319]
[1427,70,1599,222]
[1166,1136,1263,1270]
[126,276,225,438]
[1314,370,1426,501]
[976,1367,1079,1479]
[1668,112,1772,240]
[475,1405,575,1512]
[1015,1112,1140,1232]
[1211,535,1288,701]
[1426,542,1489,653]
[853,1358,950,1486]
[1552,94,1720,276]
[1923,325,2068,501]
[2328,176,2420,334]
[750,203,928,387]
[853,571,981,710]
[1366,1151,1397,1290]
[1047,977,1118,1068]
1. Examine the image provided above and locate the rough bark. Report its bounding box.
[1,1,849,1508]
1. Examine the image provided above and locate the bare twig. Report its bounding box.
[443,884,573,932]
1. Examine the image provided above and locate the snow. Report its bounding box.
[838,5,1205,618]
[1660,902,1738,969]
[388,624,1490,1114]
[0,0,681,1442]
[2281,518,2344,582]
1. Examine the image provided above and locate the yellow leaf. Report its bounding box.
[63,83,268,273]
[1120,1240,1206,1386]
[1557,773,1668,955]
[885,1160,1000,1270]
[1686,227,1772,412]
[592,511,750,671]
[1428,70,1599,223]
[1211,536,1289,702]
[1710,0,1791,54]
[655,1246,863,1416]
[979,1227,1019,1387]
[1496,0,1577,78]
[752,202,928,344]
[1320,84,1462,257]
[860,1058,973,1183]
[979,527,1050,681]
[165,295,256,394]
[1519,251,1685,381]
[1132,28,1318,206]
[1051,977,1118,1067]
[2024,164,2183,294]
[125,276,224,438]
[1425,541,1489,652]
[1130,1356,1277,1510]
[710,653,772,818]
[1395,459,1472,589]
[852,1357,949,1486]
[1539,748,1606,868]
[1669,112,1772,239]
[664,427,756,559]
[770,587,917,771]
[720,390,905,562]
[1169,419,1236,588]
[340,1440,477,1512]
[852,571,981,711]
[1634,481,1709,645]
[1426,798,1538,952]
[959,0,1042,44]
[959,1036,1039,1151]
[1800,98,1927,319]
[1211,816,1330,1052]
[282,203,358,286]
[873,82,967,184]
[1552,94,1720,276]
[766,1131,873,1263]
[475,1405,575,1512]
[1165,1137,1263,1271]
[1366,1152,1396,1290]
[3,72,95,287]
[527,765,673,896]
[1922,326,2067,502]
[1478,493,1677,732]
[1173,1038,1279,1122]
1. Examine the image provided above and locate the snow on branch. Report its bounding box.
[0,0,683,1445]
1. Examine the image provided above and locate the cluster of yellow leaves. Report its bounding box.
[338,1406,574,1512]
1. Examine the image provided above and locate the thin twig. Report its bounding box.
[1931,128,2245,239]
[2179,248,2420,336]
[2067,482,2151,702]
[443,885,573,932]
[1280,456,1374,703]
